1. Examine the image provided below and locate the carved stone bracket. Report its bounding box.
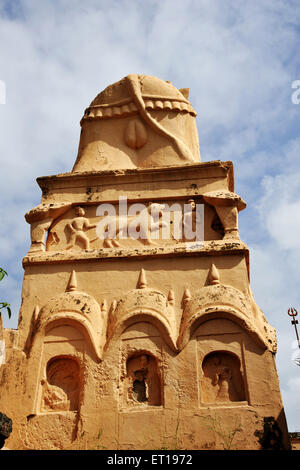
[203,190,246,240]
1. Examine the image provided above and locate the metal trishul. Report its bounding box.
[288,307,300,350]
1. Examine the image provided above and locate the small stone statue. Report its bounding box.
[66,206,96,250]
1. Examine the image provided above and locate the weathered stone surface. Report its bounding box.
[74,74,200,171]
[0,75,290,450]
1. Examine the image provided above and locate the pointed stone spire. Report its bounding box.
[168,289,175,306]
[183,288,191,306]
[137,269,147,289]
[66,270,77,292]
[208,263,220,285]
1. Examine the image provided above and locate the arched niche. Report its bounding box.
[201,351,245,404]
[41,355,81,412]
[121,321,161,340]
[125,352,162,407]
[45,323,84,342]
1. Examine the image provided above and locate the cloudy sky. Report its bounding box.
[0,0,300,431]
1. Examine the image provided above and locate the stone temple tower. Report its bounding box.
[0,74,290,450]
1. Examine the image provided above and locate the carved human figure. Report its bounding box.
[66,206,96,250]
[129,354,149,403]
[132,369,148,402]
[212,365,232,402]
[202,352,245,404]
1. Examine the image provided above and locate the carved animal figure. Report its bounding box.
[97,202,168,248]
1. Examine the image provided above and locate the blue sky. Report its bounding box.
[0,0,300,431]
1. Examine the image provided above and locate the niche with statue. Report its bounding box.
[40,356,81,412]
[201,351,246,404]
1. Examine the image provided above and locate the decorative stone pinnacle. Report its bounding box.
[66,270,77,292]
[208,263,220,285]
[183,288,191,305]
[137,269,147,289]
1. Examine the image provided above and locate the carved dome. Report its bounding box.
[87,74,196,116]
[73,74,201,172]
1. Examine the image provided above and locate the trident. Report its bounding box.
[288,308,300,349]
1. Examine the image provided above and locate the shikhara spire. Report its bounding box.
[0,74,290,450]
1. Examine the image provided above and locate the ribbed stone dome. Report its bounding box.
[87,74,196,115]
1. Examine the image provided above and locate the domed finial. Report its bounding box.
[208,264,220,285]
[66,270,77,292]
[137,269,147,289]
[73,74,200,173]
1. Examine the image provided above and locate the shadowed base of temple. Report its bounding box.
[0,412,12,450]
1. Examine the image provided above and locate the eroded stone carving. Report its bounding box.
[201,352,245,404]
[41,357,80,412]
[100,202,168,248]
[203,190,246,240]
[25,202,72,253]
[126,353,161,406]
[182,199,196,242]
[41,198,208,253]
[74,74,200,171]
